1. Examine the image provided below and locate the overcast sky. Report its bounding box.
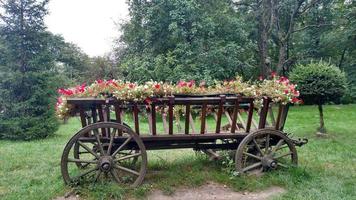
[45,0,129,57]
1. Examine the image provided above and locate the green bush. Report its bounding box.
[290,61,347,133]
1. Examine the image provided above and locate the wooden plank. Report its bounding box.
[268,106,276,126]
[133,103,140,135]
[237,112,246,130]
[114,104,122,136]
[275,104,283,130]
[230,98,239,133]
[215,95,225,133]
[189,113,196,133]
[151,103,157,135]
[79,107,88,137]
[258,98,270,129]
[168,97,174,135]
[225,111,232,126]
[246,101,254,133]
[162,110,168,134]
[91,106,98,123]
[200,103,207,134]
[97,105,107,136]
[185,104,190,134]
[147,112,153,134]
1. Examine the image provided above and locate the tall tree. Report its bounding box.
[0,0,58,140]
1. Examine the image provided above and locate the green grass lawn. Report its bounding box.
[1,104,356,200]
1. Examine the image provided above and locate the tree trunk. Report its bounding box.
[276,41,287,75]
[317,104,326,134]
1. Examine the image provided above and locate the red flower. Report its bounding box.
[97,79,103,84]
[292,97,300,103]
[144,97,152,104]
[284,89,289,95]
[58,88,74,96]
[154,84,160,89]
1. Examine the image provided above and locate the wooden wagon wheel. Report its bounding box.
[235,129,297,174]
[72,122,137,169]
[61,122,147,187]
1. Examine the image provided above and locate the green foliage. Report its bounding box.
[290,61,347,105]
[0,0,58,140]
[117,0,255,83]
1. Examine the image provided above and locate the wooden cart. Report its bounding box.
[61,95,307,187]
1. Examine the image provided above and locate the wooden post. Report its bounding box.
[230,98,239,133]
[258,98,270,129]
[185,104,190,134]
[168,96,174,135]
[200,103,207,134]
[215,95,226,133]
[246,100,254,133]
[151,103,157,135]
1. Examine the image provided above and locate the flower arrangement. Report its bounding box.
[55,73,301,119]
[258,74,302,105]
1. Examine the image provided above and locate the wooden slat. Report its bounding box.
[237,112,246,130]
[79,107,89,137]
[133,103,140,135]
[97,105,107,136]
[91,106,98,123]
[215,95,226,133]
[246,101,254,133]
[275,104,283,130]
[114,104,122,136]
[185,104,190,134]
[151,103,157,135]
[258,98,270,129]
[168,97,174,135]
[268,106,276,126]
[147,112,153,134]
[230,99,239,133]
[200,103,207,134]
[162,111,168,134]
[225,111,233,126]
[189,113,196,133]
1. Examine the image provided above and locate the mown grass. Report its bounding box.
[0,104,355,200]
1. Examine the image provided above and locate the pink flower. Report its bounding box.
[271,71,277,78]
[284,89,289,95]
[178,81,187,87]
[259,76,263,81]
[128,83,135,89]
[97,79,103,84]
[187,80,195,88]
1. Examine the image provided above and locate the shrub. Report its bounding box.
[290,61,347,134]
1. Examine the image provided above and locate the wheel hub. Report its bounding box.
[99,156,113,172]
[262,156,277,169]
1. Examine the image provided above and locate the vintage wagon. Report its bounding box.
[61,95,307,187]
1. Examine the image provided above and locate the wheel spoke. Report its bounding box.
[252,139,264,156]
[112,136,132,157]
[110,169,121,183]
[114,165,140,176]
[94,170,102,183]
[93,129,105,156]
[265,134,270,153]
[115,152,141,162]
[243,162,262,172]
[73,167,99,181]
[107,128,117,156]
[277,162,289,168]
[67,158,97,164]
[271,139,285,154]
[274,151,293,159]
[78,141,100,159]
[243,152,262,160]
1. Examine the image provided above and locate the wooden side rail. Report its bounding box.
[70,96,287,136]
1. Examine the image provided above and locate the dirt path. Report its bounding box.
[146,182,285,200]
[55,182,285,200]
